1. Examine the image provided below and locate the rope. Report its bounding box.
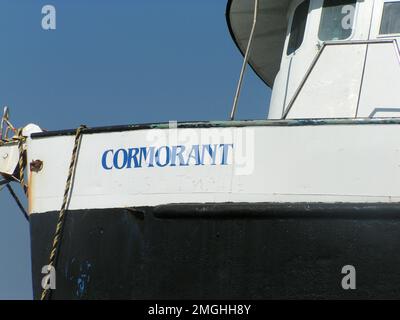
[41,125,86,300]
[1,111,30,223]
[1,123,29,222]
[16,129,27,195]
[6,184,29,221]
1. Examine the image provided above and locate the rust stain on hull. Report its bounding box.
[28,170,33,215]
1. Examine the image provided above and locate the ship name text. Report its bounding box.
[101,144,234,170]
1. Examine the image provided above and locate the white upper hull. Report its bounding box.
[16,119,400,214]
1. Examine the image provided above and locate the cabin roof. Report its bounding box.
[226,0,292,87]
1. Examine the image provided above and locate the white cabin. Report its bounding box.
[227,0,400,119]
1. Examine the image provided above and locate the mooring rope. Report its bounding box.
[16,128,28,195]
[41,125,86,300]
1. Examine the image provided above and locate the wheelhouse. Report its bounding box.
[227,0,400,119]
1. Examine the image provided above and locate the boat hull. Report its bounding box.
[30,203,400,299]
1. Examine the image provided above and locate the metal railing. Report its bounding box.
[282,38,400,119]
[230,0,259,121]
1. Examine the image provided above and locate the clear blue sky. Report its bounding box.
[0,0,270,299]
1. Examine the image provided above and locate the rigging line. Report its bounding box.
[6,183,29,221]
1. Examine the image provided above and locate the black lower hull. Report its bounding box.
[30,203,400,299]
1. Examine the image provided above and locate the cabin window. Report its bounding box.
[318,0,356,41]
[287,0,310,55]
[380,2,400,35]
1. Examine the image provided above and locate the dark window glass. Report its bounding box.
[318,0,357,41]
[380,2,400,35]
[287,0,310,55]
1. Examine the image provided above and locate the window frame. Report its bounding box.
[317,0,358,42]
[286,0,311,56]
[378,0,400,38]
